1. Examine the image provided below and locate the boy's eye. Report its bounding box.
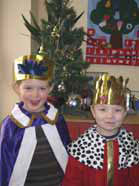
[99,108,106,111]
[24,86,32,90]
[40,87,47,90]
[115,109,122,112]
[40,86,49,90]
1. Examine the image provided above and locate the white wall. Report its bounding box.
[0,0,31,119]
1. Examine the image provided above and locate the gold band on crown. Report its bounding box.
[92,73,129,108]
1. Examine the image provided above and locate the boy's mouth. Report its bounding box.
[30,100,40,105]
[106,121,115,125]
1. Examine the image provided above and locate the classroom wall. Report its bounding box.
[0,0,139,119]
[0,0,32,119]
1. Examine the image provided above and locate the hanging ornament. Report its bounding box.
[67,94,82,108]
[69,99,78,107]
[81,96,92,111]
[58,81,65,92]
[114,11,120,20]
[105,0,111,8]
[51,26,60,40]
[103,15,110,21]
[133,12,137,17]
[99,20,107,28]
[117,20,123,31]
[107,43,112,48]
[126,23,133,30]
[66,50,74,61]
[63,66,66,71]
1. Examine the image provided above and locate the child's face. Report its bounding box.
[91,104,127,136]
[14,79,52,112]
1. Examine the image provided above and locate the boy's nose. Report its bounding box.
[32,89,39,97]
[107,111,113,118]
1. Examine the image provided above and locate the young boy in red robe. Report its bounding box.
[62,73,139,186]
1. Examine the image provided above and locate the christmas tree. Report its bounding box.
[22,0,92,115]
[90,0,139,48]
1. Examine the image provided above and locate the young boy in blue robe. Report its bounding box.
[0,47,71,186]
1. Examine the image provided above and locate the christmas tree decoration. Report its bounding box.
[51,25,60,40]
[67,94,82,107]
[22,0,91,116]
[99,20,107,28]
[65,94,84,116]
[105,0,112,8]
[81,96,92,111]
[58,81,66,92]
[103,15,110,21]
[117,20,123,31]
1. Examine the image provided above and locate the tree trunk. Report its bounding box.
[110,32,123,49]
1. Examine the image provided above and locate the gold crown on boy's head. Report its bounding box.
[92,73,129,108]
[14,46,53,82]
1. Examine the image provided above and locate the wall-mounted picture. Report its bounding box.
[86,0,139,66]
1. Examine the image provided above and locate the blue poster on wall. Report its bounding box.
[86,0,139,66]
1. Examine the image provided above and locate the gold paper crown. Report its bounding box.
[14,46,53,81]
[92,73,129,108]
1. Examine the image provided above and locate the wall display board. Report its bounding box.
[86,0,139,66]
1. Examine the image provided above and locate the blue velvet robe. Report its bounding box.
[0,102,71,186]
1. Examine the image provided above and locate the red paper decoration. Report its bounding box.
[86,28,139,66]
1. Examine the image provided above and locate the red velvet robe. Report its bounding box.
[62,135,139,186]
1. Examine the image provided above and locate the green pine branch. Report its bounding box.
[22,0,92,108]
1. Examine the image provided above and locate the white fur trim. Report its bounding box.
[11,104,30,127]
[42,124,68,172]
[11,103,58,127]
[47,102,58,120]
[9,127,37,186]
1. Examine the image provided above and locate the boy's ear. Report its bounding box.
[90,105,96,118]
[48,84,54,94]
[12,82,20,95]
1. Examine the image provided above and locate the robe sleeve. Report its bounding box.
[62,155,83,186]
[0,117,24,186]
[56,114,71,148]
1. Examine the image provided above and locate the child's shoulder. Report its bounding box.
[119,127,136,139]
[47,102,66,126]
[2,115,14,125]
[47,102,58,112]
[1,115,17,132]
